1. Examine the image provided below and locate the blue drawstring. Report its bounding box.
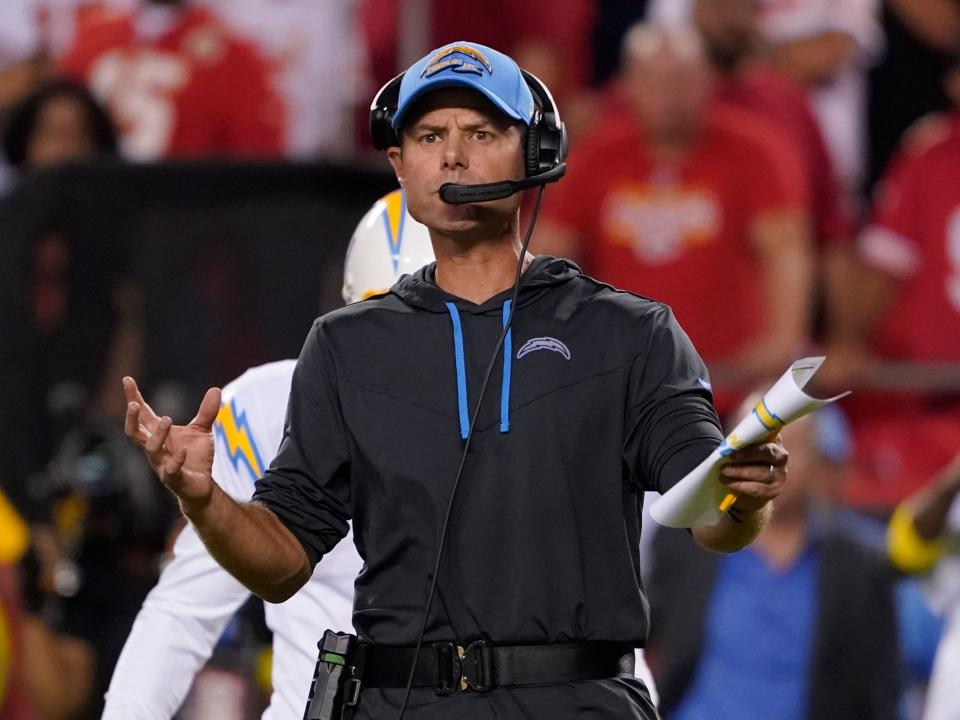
[500,300,512,434]
[445,302,470,440]
[445,300,513,440]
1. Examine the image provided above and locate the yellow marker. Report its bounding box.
[719,493,737,512]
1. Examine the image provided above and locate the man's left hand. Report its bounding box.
[720,435,789,512]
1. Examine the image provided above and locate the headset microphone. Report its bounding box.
[438,162,567,204]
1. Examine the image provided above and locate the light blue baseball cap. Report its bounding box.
[391,41,536,131]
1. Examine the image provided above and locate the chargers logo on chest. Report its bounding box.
[516,337,571,360]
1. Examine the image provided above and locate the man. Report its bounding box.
[123,41,788,719]
[685,0,854,347]
[538,25,813,413]
[102,190,435,720]
[690,0,852,257]
[107,189,661,717]
[647,404,900,720]
[648,0,882,197]
[829,48,960,510]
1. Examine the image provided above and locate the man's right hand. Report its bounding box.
[123,376,221,513]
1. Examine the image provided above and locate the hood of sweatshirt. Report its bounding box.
[389,255,581,315]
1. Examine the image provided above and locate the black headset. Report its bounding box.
[369,69,568,180]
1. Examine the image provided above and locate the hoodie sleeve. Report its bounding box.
[252,320,351,568]
[624,304,724,495]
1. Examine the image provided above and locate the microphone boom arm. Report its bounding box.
[439,163,567,204]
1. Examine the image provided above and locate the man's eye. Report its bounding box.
[420,133,438,143]
[474,131,489,140]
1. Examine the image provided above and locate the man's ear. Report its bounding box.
[387,146,404,186]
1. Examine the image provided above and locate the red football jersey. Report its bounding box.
[840,113,960,510]
[61,6,285,160]
[859,113,960,361]
[544,106,807,364]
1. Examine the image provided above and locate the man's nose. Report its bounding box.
[443,134,468,170]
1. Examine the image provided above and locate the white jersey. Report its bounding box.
[102,360,360,720]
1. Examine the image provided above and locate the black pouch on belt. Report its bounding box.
[303,630,365,720]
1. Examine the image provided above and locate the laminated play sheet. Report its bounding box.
[649,357,850,528]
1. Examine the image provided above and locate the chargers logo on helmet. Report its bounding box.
[342,190,435,304]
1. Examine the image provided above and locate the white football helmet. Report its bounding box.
[342,189,435,304]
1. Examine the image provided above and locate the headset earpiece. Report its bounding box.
[369,73,404,150]
[519,70,568,178]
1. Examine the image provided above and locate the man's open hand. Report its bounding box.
[123,376,220,512]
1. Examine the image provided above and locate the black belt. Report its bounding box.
[360,641,635,695]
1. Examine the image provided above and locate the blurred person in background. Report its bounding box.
[756,0,884,201]
[888,451,960,720]
[59,0,285,161]
[197,0,369,159]
[536,24,814,415]
[649,0,883,202]
[0,0,129,190]
[827,48,960,512]
[691,0,853,335]
[2,79,117,178]
[646,403,901,720]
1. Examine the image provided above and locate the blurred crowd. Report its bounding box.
[1,0,960,718]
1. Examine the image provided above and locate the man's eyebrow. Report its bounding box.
[409,120,500,134]
[409,122,447,134]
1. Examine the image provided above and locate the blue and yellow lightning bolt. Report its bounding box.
[380,189,406,275]
[214,399,266,483]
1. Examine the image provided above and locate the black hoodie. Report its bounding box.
[253,256,723,717]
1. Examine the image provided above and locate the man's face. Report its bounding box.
[624,47,712,144]
[387,88,526,240]
[693,0,759,71]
